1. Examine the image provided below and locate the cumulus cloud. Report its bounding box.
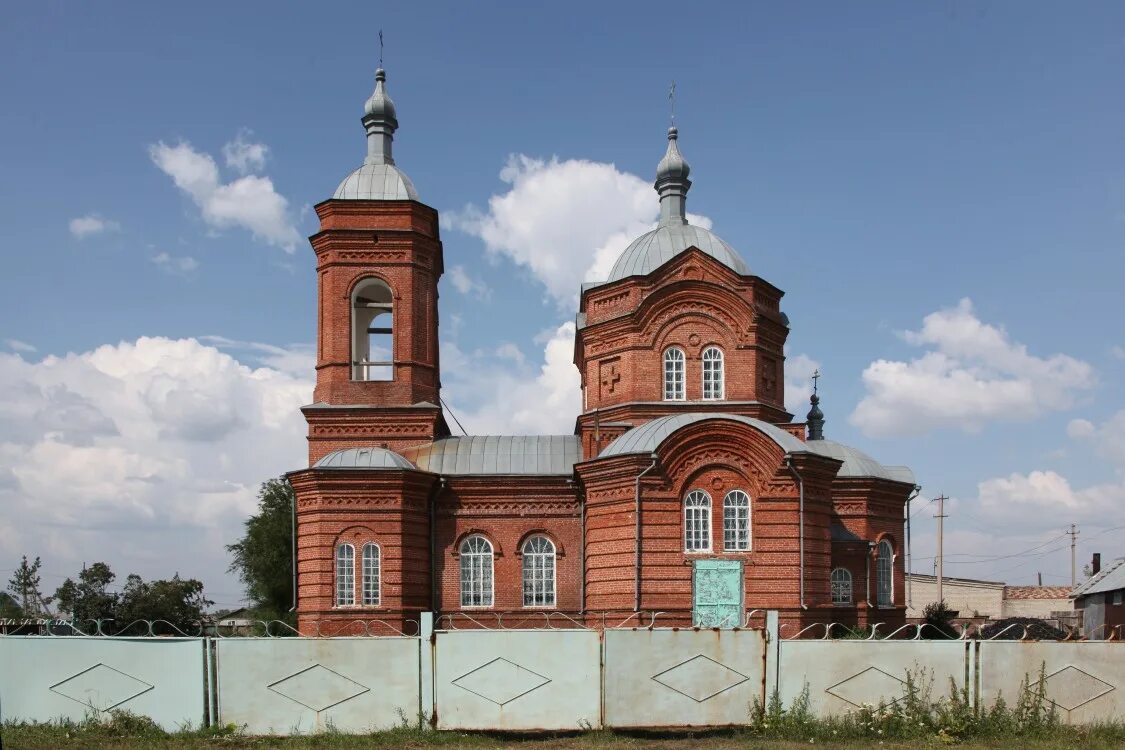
[977,470,1123,519]
[785,353,821,413]
[221,130,269,174]
[1068,409,1125,469]
[151,251,199,275]
[0,338,311,608]
[446,265,492,300]
[447,155,713,308]
[5,339,36,354]
[69,214,120,239]
[441,321,581,435]
[149,139,301,252]
[850,299,1095,437]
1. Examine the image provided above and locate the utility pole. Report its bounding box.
[1068,524,1079,587]
[934,495,948,604]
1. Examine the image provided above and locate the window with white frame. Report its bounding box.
[1114,590,1123,606]
[702,346,724,400]
[831,567,852,606]
[459,535,494,608]
[352,278,394,381]
[684,490,712,552]
[521,536,556,608]
[722,490,750,551]
[876,539,894,607]
[663,347,685,401]
[361,542,381,606]
[335,543,355,606]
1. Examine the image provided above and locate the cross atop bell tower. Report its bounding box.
[302,65,448,464]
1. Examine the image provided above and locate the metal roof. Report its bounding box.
[599,413,807,458]
[402,435,580,476]
[1071,557,1125,598]
[334,163,419,200]
[805,439,916,484]
[314,447,416,470]
[605,223,749,282]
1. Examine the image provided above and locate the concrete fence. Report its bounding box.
[2,613,1124,733]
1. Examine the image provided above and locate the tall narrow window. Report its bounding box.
[831,568,852,606]
[684,490,712,552]
[664,347,685,400]
[335,543,355,606]
[352,278,393,381]
[723,490,751,551]
[876,540,894,607]
[702,346,724,400]
[522,536,556,608]
[361,543,381,606]
[459,536,494,608]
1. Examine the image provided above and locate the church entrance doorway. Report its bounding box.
[691,559,743,628]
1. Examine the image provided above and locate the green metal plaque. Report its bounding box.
[692,558,743,628]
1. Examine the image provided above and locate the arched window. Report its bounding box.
[361,543,381,606]
[663,347,685,401]
[684,490,712,552]
[335,543,355,606]
[876,539,894,607]
[831,568,852,606]
[352,278,393,381]
[702,346,724,400]
[459,535,494,608]
[521,536,556,608]
[722,490,751,551]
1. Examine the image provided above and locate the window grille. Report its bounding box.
[335,543,355,606]
[361,543,380,606]
[663,348,685,401]
[702,346,724,400]
[684,490,712,552]
[722,490,751,551]
[831,567,852,605]
[521,536,556,608]
[876,539,894,606]
[459,535,494,608]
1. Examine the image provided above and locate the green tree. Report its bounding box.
[7,555,52,616]
[0,591,22,618]
[921,599,959,639]
[54,562,118,622]
[116,573,212,632]
[226,477,294,620]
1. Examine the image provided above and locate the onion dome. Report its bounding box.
[333,68,420,201]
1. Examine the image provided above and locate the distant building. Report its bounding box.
[906,574,1075,625]
[1071,555,1125,639]
[1001,586,1073,621]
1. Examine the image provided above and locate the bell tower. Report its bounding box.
[303,67,448,464]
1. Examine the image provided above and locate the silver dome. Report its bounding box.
[606,223,749,281]
[333,163,419,201]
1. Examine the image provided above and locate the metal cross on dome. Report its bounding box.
[812,368,820,395]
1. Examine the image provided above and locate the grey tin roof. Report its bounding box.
[334,163,419,201]
[805,439,916,484]
[315,447,416,470]
[1071,557,1125,598]
[402,435,580,476]
[599,413,807,458]
[605,223,749,283]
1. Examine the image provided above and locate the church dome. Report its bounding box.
[314,446,416,470]
[332,67,420,201]
[604,126,749,282]
[607,223,748,281]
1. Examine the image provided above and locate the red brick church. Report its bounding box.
[287,67,917,633]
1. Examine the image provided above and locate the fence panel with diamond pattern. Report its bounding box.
[214,637,420,734]
[603,628,767,727]
[776,640,971,717]
[0,636,206,730]
[433,629,601,730]
[978,641,1125,723]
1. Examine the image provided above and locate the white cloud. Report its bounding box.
[977,470,1123,519]
[447,154,713,308]
[1111,345,1125,361]
[149,140,301,252]
[784,353,820,413]
[69,214,121,239]
[0,337,312,608]
[199,335,315,378]
[441,321,580,435]
[446,265,492,300]
[850,299,1096,437]
[1067,409,1125,468]
[4,339,36,354]
[221,130,269,174]
[151,251,199,275]
[1066,418,1095,439]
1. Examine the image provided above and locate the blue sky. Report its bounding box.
[2,2,1124,608]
